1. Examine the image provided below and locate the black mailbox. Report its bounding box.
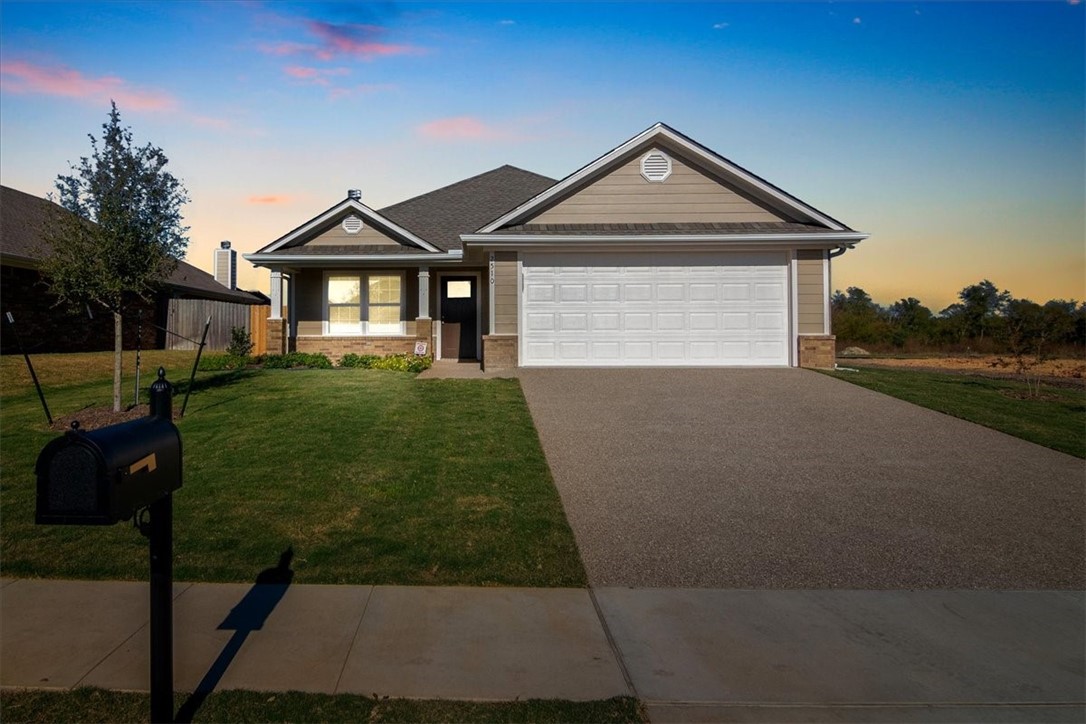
[36,416,182,525]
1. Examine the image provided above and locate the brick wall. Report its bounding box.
[1,264,163,354]
[482,335,518,371]
[798,335,835,369]
[267,318,287,355]
[295,336,416,364]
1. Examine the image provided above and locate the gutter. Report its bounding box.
[461,232,869,248]
[243,250,464,267]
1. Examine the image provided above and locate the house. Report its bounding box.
[244,123,868,369]
[0,185,264,354]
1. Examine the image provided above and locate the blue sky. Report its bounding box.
[1,1,1082,310]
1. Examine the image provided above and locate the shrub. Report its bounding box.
[257,353,333,369]
[338,352,432,373]
[198,354,249,371]
[226,326,254,357]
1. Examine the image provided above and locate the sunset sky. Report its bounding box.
[1,1,1082,312]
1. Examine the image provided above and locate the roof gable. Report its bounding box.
[478,123,851,233]
[255,198,441,254]
[529,146,789,226]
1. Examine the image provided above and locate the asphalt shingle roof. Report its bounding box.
[379,165,556,251]
[0,185,262,304]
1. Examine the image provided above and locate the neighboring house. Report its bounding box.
[245,123,869,369]
[0,185,263,354]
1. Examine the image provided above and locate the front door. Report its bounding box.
[440,276,478,360]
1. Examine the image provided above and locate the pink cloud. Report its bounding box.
[259,20,422,61]
[283,65,350,86]
[329,83,396,100]
[247,195,292,205]
[0,59,178,112]
[417,116,518,142]
[306,20,420,60]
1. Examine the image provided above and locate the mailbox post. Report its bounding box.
[36,367,181,724]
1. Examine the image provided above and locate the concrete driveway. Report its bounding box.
[518,368,1085,588]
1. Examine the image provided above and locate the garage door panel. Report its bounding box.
[521,252,789,367]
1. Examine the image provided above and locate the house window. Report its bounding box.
[326,273,405,335]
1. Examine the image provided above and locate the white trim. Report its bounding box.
[244,251,462,267]
[269,270,283,320]
[789,250,799,368]
[417,267,431,320]
[322,270,409,337]
[435,270,483,361]
[822,250,831,335]
[478,123,851,233]
[254,198,441,254]
[517,255,525,366]
[464,233,867,247]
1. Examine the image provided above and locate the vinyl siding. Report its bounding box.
[531,148,786,225]
[303,220,405,248]
[796,250,825,334]
[493,252,518,334]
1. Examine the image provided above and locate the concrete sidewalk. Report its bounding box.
[1,579,1083,723]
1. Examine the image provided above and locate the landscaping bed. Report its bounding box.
[0,354,585,586]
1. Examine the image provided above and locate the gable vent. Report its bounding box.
[342,214,364,234]
[640,150,672,182]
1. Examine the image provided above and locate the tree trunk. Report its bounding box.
[113,311,123,412]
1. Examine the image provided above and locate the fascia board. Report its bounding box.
[258,199,441,254]
[243,251,463,267]
[462,232,868,246]
[477,123,851,233]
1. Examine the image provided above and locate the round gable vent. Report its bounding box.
[640,150,672,182]
[342,214,364,234]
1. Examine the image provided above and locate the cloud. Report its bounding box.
[262,19,422,61]
[499,19,516,26]
[416,116,518,142]
[713,22,729,29]
[247,195,292,205]
[0,59,178,112]
[852,17,862,24]
[283,64,350,85]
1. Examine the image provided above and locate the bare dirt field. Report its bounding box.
[839,355,1086,383]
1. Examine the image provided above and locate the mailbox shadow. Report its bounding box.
[174,547,294,723]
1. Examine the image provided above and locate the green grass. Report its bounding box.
[823,367,1086,458]
[1,353,586,586]
[0,688,645,723]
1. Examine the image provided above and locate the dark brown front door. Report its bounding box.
[440,276,477,360]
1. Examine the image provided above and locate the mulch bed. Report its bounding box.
[50,405,177,432]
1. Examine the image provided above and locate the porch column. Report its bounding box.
[417,267,430,319]
[269,269,283,320]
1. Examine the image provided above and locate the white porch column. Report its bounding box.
[417,266,431,319]
[269,269,283,319]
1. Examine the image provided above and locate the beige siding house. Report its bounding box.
[245,123,868,369]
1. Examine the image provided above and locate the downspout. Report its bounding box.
[828,244,853,259]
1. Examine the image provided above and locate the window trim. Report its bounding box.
[322,270,407,336]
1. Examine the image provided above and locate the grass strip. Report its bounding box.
[823,367,1085,458]
[0,688,646,723]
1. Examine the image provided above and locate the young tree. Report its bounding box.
[41,103,189,411]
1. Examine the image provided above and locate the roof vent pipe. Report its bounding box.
[347,189,362,201]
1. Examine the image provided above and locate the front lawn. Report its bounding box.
[0,355,585,586]
[823,367,1085,458]
[0,688,645,724]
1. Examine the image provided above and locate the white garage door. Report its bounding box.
[521,251,789,367]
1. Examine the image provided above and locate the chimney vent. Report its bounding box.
[347,188,362,201]
[214,241,237,290]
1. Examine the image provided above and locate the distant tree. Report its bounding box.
[943,279,1011,342]
[41,103,189,411]
[831,287,890,345]
[887,297,935,346]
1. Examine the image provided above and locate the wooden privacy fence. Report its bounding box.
[166,299,269,351]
